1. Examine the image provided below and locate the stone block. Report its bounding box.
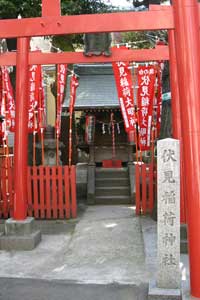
[148,280,182,300]
[5,217,35,236]
[0,218,41,251]
[0,230,41,251]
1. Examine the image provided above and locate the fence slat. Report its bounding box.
[58,167,64,219]
[0,166,2,218]
[39,166,45,219]
[45,167,51,219]
[27,167,33,217]
[70,165,77,218]
[51,167,58,219]
[149,163,154,213]
[2,167,8,219]
[64,166,70,219]
[33,167,39,218]
[135,164,141,215]
[8,165,14,217]
[141,164,147,215]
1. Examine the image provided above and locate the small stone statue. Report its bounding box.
[83,33,112,57]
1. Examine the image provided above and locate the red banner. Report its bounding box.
[28,65,41,133]
[85,115,95,144]
[112,59,136,133]
[69,74,79,114]
[155,65,162,137]
[137,65,156,151]
[55,64,67,137]
[1,66,15,133]
[38,67,46,132]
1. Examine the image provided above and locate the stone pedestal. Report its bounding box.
[148,138,182,300]
[0,217,41,251]
[148,280,181,300]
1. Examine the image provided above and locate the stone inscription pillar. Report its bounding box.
[148,138,181,300]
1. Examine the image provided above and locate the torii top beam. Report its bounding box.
[0,10,174,39]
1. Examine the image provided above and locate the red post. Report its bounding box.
[168,30,186,224]
[173,0,200,297]
[13,38,30,220]
[42,0,61,17]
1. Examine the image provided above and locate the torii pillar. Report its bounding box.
[168,30,186,224]
[13,37,30,220]
[173,0,200,297]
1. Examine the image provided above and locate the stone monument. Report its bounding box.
[148,138,182,299]
[83,33,112,57]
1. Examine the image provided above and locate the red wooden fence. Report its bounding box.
[0,155,14,219]
[0,156,77,219]
[135,162,156,215]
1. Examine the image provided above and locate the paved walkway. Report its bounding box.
[0,205,190,300]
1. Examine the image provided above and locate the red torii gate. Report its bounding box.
[0,0,200,297]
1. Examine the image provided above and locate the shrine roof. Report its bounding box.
[63,64,119,110]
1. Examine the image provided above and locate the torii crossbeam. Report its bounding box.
[0,0,200,297]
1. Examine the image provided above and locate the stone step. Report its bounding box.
[96,168,128,179]
[95,186,130,197]
[95,195,132,205]
[95,178,129,187]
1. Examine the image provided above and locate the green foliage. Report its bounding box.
[0,0,112,51]
[0,0,41,18]
[0,0,111,19]
[61,0,113,15]
[121,31,152,49]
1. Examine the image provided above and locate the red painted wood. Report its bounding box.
[149,163,154,213]
[141,164,147,215]
[0,10,174,39]
[8,164,14,217]
[33,167,39,218]
[39,166,45,219]
[135,164,141,215]
[174,0,200,296]
[64,167,70,219]
[0,46,169,67]
[2,166,8,219]
[51,167,58,219]
[27,167,33,217]
[45,167,51,219]
[42,0,60,17]
[102,160,122,168]
[58,167,64,219]
[13,38,29,220]
[168,30,186,224]
[70,166,77,219]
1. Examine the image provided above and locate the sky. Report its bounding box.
[110,0,131,6]
[106,0,170,7]
[105,0,132,8]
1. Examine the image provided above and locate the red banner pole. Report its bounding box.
[13,37,30,220]
[173,0,200,297]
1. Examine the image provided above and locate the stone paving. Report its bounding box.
[0,205,190,299]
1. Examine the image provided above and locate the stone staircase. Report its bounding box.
[95,168,132,205]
